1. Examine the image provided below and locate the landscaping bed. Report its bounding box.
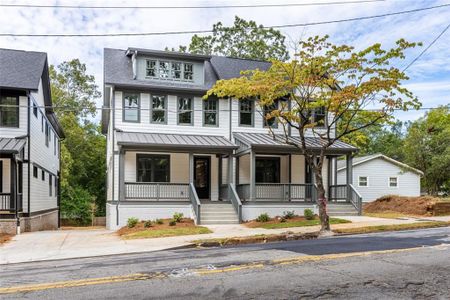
[334,221,449,235]
[245,214,350,229]
[0,234,12,245]
[117,218,212,240]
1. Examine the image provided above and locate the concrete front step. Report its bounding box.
[200,202,239,224]
[201,219,239,225]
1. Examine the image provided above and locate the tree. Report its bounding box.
[206,35,420,232]
[403,106,450,195]
[179,16,289,61]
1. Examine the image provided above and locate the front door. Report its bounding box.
[194,157,210,200]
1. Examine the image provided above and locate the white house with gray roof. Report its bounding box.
[102,47,361,230]
[0,48,64,234]
[337,154,423,202]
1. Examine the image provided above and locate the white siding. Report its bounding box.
[337,158,421,202]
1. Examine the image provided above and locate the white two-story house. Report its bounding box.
[102,48,360,230]
[0,49,64,234]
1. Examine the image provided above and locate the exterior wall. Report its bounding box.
[106,202,193,230]
[0,210,58,234]
[242,204,318,221]
[337,158,421,202]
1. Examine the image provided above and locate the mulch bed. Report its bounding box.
[363,195,439,216]
[244,216,315,228]
[117,218,196,236]
[0,234,12,245]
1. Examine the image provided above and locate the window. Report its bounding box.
[136,154,170,182]
[0,95,19,127]
[263,102,278,128]
[178,96,193,125]
[41,115,44,132]
[41,170,45,181]
[184,63,193,80]
[49,175,52,197]
[389,177,398,187]
[33,102,38,117]
[54,134,57,155]
[358,176,368,187]
[33,166,38,178]
[239,99,254,126]
[314,106,326,127]
[256,157,280,183]
[171,62,182,79]
[123,93,140,122]
[45,121,49,147]
[145,60,157,77]
[203,98,218,126]
[151,95,167,124]
[159,61,170,79]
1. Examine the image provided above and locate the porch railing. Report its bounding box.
[228,183,242,223]
[1,193,11,210]
[329,184,363,215]
[349,184,363,215]
[236,183,317,202]
[124,182,190,201]
[189,183,201,224]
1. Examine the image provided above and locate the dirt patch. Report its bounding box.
[0,234,12,245]
[61,226,106,231]
[363,195,439,216]
[117,218,198,236]
[334,221,449,235]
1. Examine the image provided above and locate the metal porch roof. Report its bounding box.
[0,138,26,154]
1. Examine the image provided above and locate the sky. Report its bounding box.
[0,0,449,123]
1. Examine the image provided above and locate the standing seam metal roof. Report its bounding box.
[0,138,26,154]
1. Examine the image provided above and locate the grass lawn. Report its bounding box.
[334,221,449,235]
[363,212,413,219]
[248,217,350,229]
[122,226,212,239]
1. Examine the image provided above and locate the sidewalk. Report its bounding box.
[1,215,449,264]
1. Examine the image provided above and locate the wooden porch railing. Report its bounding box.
[236,183,317,202]
[124,182,190,201]
[0,193,22,211]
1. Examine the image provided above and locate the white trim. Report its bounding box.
[358,176,369,187]
[388,176,398,188]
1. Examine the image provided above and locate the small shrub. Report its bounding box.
[282,210,295,219]
[144,220,152,228]
[280,217,287,223]
[127,217,139,228]
[169,220,177,226]
[155,219,164,225]
[304,209,315,220]
[256,213,270,222]
[173,212,184,223]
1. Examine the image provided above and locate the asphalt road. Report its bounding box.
[1,227,450,299]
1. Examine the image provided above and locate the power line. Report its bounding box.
[0,0,384,9]
[403,22,450,72]
[1,3,450,37]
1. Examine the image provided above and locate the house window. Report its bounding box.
[184,63,193,80]
[358,176,368,187]
[239,99,254,126]
[203,98,218,126]
[256,157,280,183]
[263,102,278,128]
[159,61,170,79]
[41,115,44,132]
[0,95,19,127]
[33,166,38,178]
[41,170,45,181]
[145,60,157,77]
[45,122,50,147]
[49,175,52,197]
[54,134,57,155]
[178,96,193,125]
[123,93,140,122]
[389,177,398,187]
[314,106,326,127]
[171,62,182,79]
[136,154,170,182]
[33,102,38,117]
[151,95,167,124]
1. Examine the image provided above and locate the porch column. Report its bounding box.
[118,149,125,202]
[327,156,332,199]
[250,150,256,201]
[228,153,234,185]
[346,153,353,202]
[189,152,194,184]
[218,154,222,186]
[333,157,338,186]
[288,154,292,201]
[10,157,17,212]
[235,156,239,185]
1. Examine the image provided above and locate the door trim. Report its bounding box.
[194,156,211,200]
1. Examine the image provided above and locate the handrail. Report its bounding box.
[349,184,363,215]
[228,183,242,223]
[189,183,201,225]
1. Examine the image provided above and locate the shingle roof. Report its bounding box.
[116,131,237,152]
[0,49,47,90]
[234,132,357,153]
[0,138,26,154]
[210,56,271,80]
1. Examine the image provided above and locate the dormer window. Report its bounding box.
[184,63,193,80]
[146,60,157,77]
[144,59,194,82]
[159,61,170,79]
[171,62,182,79]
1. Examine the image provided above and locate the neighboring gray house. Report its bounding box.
[0,49,64,234]
[102,48,361,230]
[337,154,423,202]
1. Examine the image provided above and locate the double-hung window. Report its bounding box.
[0,95,19,127]
[171,62,182,79]
[389,177,398,187]
[184,63,193,80]
[123,93,140,122]
[45,122,49,147]
[239,99,254,127]
[136,154,170,182]
[203,98,218,126]
[314,106,326,127]
[255,157,280,183]
[263,102,278,128]
[146,60,157,77]
[178,96,193,125]
[358,176,368,187]
[151,95,167,124]
[159,61,170,79]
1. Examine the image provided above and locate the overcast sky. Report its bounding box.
[0,0,449,123]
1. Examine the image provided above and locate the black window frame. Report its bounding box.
[45,121,50,147]
[33,166,38,178]
[150,94,167,124]
[0,93,19,128]
[239,98,254,127]
[203,98,218,127]
[32,102,38,117]
[177,96,193,125]
[255,157,281,183]
[49,175,52,197]
[122,92,140,123]
[136,154,170,183]
[41,170,45,181]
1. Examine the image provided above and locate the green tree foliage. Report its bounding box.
[179,16,289,61]
[50,60,106,222]
[206,35,420,231]
[403,106,450,195]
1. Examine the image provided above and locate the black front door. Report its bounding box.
[194,157,210,199]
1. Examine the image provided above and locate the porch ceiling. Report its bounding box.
[116,131,238,153]
[0,138,26,154]
[233,132,357,155]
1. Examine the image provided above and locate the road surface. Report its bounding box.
[1,227,450,299]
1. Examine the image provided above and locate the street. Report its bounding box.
[1,227,450,299]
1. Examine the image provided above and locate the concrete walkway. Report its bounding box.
[1,215,449,265]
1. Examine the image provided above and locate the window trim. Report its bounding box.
[388,176,398,188]
[203,98,219,127]
[136,154,171,183]
[177,96,194,126]
[122,92,140,123]
[0,94,20,128]
[150,94,168,124]
[239,98,254,127]
[358,176,369,187]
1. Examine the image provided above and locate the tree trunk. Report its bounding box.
[314,168,330,232]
